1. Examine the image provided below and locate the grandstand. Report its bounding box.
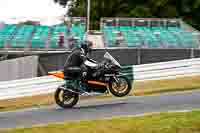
[0,17,199,52]
[101,18,200,48]
[0,17,86,50]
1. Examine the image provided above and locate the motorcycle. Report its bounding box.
[48,52,132,108]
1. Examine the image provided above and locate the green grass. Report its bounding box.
[1,110,200,133]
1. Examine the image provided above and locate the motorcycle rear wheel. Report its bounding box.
[55,87,79,108]
[109,76,132,97]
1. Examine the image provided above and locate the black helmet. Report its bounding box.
[81,41,93,54]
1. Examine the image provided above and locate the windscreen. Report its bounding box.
[104,52,121,67]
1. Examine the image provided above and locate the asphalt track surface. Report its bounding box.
[1,90,200,129]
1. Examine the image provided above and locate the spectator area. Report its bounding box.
[101,18,200,48]
[0,18,86,49]
[0,18,199,50]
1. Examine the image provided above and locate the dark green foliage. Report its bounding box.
[20,21,39,25]
[54,0,200,30]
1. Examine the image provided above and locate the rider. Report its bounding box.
[63,41,93,92]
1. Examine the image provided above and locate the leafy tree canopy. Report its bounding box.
[54,0,200,30]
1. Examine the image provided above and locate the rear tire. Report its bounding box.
[109,76,132,97]
[55,87,79,108]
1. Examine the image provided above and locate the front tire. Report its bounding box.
[55,87,79,108]
[109,76,132,97]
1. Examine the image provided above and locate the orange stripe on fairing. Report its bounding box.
[48,71,107,86]
[88,81,107,86]
[48,71,65,79]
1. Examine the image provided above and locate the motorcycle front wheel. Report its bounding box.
[55,87,79,108]
[109,76,132,97]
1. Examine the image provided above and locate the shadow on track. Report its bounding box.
[54,99,142,112]
[54,102,129,111]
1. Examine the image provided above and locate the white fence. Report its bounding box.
[134,58,200,81]
[0,76,64,100]
[0,58,200,100]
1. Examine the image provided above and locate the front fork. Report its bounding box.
[113,74,124,88]
[113,75,120,83]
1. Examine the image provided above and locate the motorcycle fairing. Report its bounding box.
[87,80,107,86]
[104,52,121,68]
[84,60,98,68]
[48,71,64,79]
[48,70,108,87]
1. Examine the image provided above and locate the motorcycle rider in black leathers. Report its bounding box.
[64,41,93,93]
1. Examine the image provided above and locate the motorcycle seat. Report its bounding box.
[64,67,83,80]
[64,76,74,80]
[66,67,82,72]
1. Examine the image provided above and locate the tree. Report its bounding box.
[54,0,200,30]
[129,5,153,17]
[54,0,69,7]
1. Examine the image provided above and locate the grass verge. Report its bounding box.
[1,110,200,133]
[0,75,200,112]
